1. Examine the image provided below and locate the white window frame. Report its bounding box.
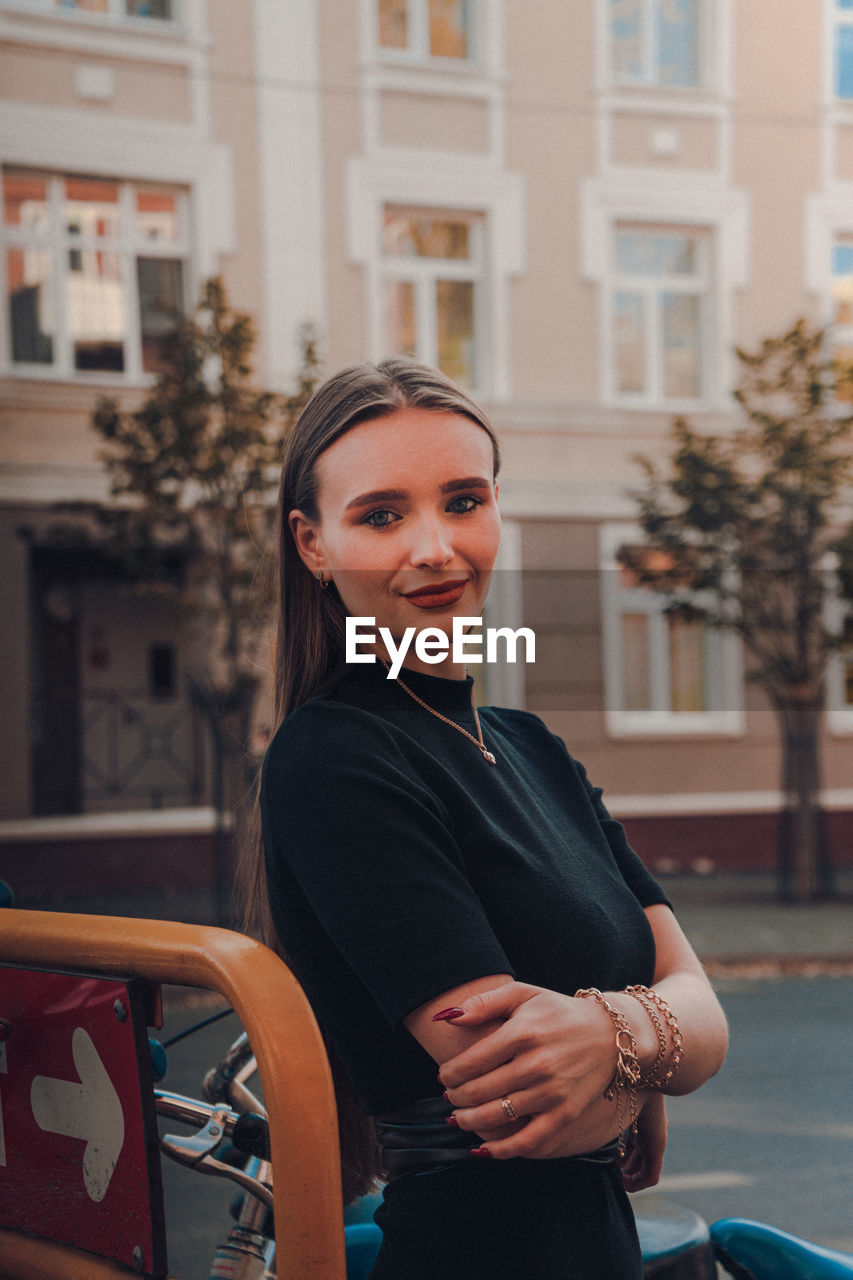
[830,233,853,386]
[606,221,713,407]
[580,179,749,411]
[2,170,190,383]
[600,523,744,737]
[0,0,180,26]
[372,0,477,67]
[347,157,525,402]
[830,0,853,101]
[826,588,853,733]
[605,0,709,91]
[380,204,484,389]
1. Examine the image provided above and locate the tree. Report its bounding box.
[621,319,853,901]
[77,277,321,915]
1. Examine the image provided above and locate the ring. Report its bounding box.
[500,1095,519,1122]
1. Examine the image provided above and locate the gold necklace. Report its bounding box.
[378,659,497,764]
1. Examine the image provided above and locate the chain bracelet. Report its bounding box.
[625,988,668,1087]
[574,987,641,1156]
[623,985,684,1089]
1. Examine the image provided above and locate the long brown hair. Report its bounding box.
[239,357,501,1201]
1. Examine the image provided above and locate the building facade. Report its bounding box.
[2,0,852,891]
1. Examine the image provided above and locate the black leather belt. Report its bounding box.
[375,1095,621,1178]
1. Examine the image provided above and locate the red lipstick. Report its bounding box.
[402,579,467,610]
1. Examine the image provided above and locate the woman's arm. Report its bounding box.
[403,905,728,1159]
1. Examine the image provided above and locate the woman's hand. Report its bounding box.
[437,981,629,1159]
[619,1091,667,1192]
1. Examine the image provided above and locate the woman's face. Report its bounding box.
[290,407,501,676]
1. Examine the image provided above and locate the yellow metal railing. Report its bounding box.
[0,909,346,1280]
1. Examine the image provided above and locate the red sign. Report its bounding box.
[0,967,167,1277]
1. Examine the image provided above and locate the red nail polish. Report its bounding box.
[442,1090,450,1102]
[432,1007,464,1022]
[471,1146,491,1158]
[446,1114,459,1127]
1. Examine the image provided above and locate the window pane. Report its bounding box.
[436,279,474,387]
[669,613,706,711]
[622,613,651,710]
[126,0,173,17]
[658,0,699,86]
[136,190,180,244]
[384,279,416,356]
[383,212,471,259]
[4,172,50,233]
[617,231,696,277]
[613,292,646,393]
[7,247,55,364]
[610,0,644,80]
[429,0,469,58]
[663,292,701,398]
[837,23,853,97]
[378,0,408,48]
[69,249,125,371]
[137,256,182,372]
[65,178,121,241]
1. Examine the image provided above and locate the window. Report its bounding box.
[381,206,482,389]
[10,0,175,21]
[826,598,853,730]
[831,237,853,400]
[601,527,742,735]
[609,0,702,88]
[3,170,187,378]
[377,0,472,61]
[610,224,710,403]
[834,0,853,98]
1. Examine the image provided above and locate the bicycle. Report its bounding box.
[1,905,851,1280]
[155,1013,853,1280]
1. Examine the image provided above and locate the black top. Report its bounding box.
[261,660,669,1115]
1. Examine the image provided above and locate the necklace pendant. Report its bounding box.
[482,749,497,764]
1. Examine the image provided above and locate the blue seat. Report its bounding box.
[711,1218,853,1280]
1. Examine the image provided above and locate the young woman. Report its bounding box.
[243,357,728,1279]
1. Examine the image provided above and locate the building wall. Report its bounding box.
[2,0,852,871]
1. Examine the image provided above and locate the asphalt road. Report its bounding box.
[153,973,853,1279]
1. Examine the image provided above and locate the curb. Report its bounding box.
[701,954,853,978]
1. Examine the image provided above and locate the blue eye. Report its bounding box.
[363,509,400,528]
[447,495,482,514]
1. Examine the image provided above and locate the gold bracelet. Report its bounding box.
[575,987,641,1156]
[623,985,684,1089]
[625,988,667,1087]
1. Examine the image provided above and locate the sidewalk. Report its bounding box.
[659,869,853,974]
[17,869,853,971]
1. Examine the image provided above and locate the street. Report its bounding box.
[153,972,853,1278]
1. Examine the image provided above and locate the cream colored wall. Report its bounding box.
[732,0,823,345]
[504,0,598,402]
[0,43,192,119]
[379,91,489,152]
[610,113,719,172]
[317,0,368,369]
[516,520,853,802]
[206,3,264,321]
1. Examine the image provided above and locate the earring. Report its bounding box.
[315,570,330,591]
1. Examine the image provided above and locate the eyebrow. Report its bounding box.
[344,476,492,511]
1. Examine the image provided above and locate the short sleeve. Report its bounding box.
[571,757,672,910]
[261,703,515,1029]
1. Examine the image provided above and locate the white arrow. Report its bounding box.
[31,1026,125,1203]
